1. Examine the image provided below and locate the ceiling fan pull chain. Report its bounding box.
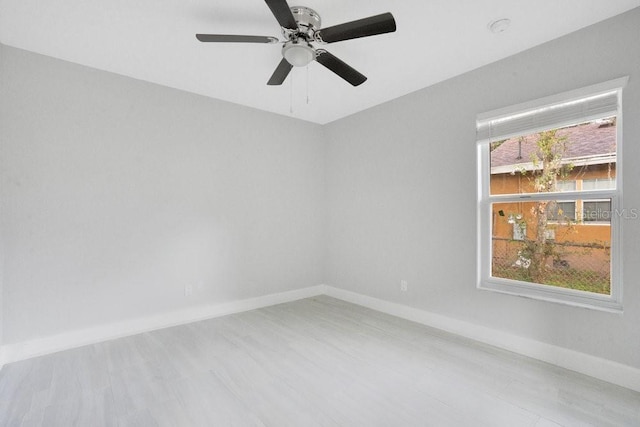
[290,70,294,114]
[306,65,310,105]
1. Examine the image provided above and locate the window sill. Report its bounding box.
[478,278,622,313]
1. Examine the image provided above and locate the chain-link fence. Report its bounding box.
[491,237,610,294]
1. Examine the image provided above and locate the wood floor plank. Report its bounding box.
[1,295,639,426]
[39,387,117,427]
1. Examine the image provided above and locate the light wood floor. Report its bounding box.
[1,296,639,426]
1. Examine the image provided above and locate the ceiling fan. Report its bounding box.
[196,0,396,87]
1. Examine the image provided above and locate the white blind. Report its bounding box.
[476,78,626,143]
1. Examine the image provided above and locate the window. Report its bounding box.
[477,78,626,311]
[548,201,576,222]
[583,200,612,222]
[548,181,576,222]
[582,178,615,190]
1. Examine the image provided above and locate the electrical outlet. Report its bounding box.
[184,284,193,296]
[400,280,408,292]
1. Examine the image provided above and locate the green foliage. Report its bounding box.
[493,265,610,295]
[510,129,575,283]
[529,129,573,192]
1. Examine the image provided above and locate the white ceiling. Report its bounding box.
[1,0,639,124]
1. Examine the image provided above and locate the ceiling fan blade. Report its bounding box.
[264,0,298,31]
[267,58,293,85]
[316,12,396,43]
[196,34,279,43]
[315,50,366,86]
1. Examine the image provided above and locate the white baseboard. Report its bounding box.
[2,283,638,393]
[0,285,326,366]
[324,285,640,393]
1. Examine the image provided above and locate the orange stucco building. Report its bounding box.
[489,121,615,275]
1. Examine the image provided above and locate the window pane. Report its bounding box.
[491,201,611,295]
[548,201,576,221]
[582,178,615,190]
[556,180,576,192]
[489,119,616,196]
[583,200,612,222]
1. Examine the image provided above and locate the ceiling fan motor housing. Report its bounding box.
[281,6,321,66]
[289,6,321,39]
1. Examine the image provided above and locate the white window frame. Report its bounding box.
[476,78,626,312]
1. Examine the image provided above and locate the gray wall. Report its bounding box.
[325,9,640,368]
[0,44,4,349]
[0,45,326,344]
[1,8,639,370]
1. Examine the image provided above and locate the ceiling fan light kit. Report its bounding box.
[196,0,396,86]
[282,39,315,67]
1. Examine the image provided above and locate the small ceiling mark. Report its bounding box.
[488,18,511,34]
